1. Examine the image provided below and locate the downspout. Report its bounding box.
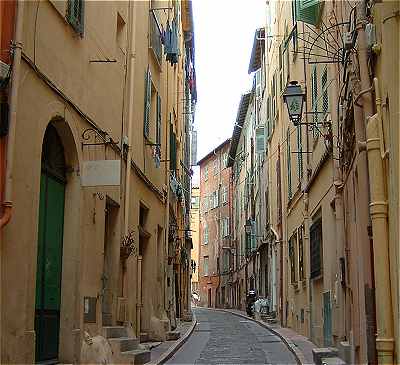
[123,0,138,335]
[365,78,394,365]
[0,0,24,229]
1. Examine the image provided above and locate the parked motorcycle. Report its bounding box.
[246,290,257,317]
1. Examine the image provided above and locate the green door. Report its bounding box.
[35,125,66,363]
[323,291,332,346]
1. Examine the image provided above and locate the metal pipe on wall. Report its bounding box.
[366,78,394,365]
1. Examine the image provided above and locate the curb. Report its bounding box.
[217,309,310,365]
[149,313,198,365]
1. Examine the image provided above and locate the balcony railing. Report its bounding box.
[149,11,162,66]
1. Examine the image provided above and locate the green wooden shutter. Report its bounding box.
[295,0,322,26]
[297,126,303,181]
[287,128,292,199]
[67,0,84,36]
[155,93,162,166]
[322,67,329,114]
[144,67,151,138]
[311,65,318,138]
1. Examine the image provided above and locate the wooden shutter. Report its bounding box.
[155,93,161,165]
[255,126,266,154]
[287,128,292,199]
[311,65,318,138]
[67,0,84,36]
[322,67,329,114]
[310,218,323,279]
[295,0,322,26]
[144,67,151,138]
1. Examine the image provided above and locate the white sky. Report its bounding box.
[192,0,266,184]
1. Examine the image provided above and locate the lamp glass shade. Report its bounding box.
[285,94,304,121]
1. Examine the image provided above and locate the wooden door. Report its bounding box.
[35,125,66,363]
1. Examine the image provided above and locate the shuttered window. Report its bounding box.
[295,0,322,26]
[310,217,323,279]
[155,94,162,166]
[287,128,292,199]
[67,0,85,36]
[289,232,297,284]
[169,123,177,171]
[298,225,305,281]
[144,67,152,138]
[322,67,329,115]
[311,65,318,139]
[297,126,303,182]
[255,126,266,154]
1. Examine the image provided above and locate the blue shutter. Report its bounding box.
[144,67,151,138]
[295,0,322,26]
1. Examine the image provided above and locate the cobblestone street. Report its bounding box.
[166,308,298,364]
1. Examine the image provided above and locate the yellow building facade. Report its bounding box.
[0,0,196,363]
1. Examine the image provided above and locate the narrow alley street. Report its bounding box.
[166,308,297,365]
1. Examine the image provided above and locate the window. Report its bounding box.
[213,159,219,175]
[67,0,84,36]
[203,224,209,245]
[222,153,228,168]
[221,186,228,204]
[149,9,162,65]
[204,166,208,181]
[191,196,199,209]
[322,67,329,115]
[287,128,292,199]
[220,217,229,238]
[144,67,152,138]
[203,256,209,276]
[169,122,177,171]
[295,0,322,26]
[203,196,208,213]
[298,225,305,281]
[310,215,323,279]
[155,93,162,167]
[223,251,229,273]
[211,191,218,209]
[289,231,298,284]
[297,126,303,182]
[311,65,319,139]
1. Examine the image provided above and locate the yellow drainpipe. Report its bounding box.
[366,78,394,365]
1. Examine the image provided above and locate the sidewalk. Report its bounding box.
[220,308,316,365]
[147,315,197,365]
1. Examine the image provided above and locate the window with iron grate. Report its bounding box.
[67,0,84,36]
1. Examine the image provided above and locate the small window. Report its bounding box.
[191,196,199,209]
[221,186,228,204]
[310,215,323,279]
[203,224,208,245]
[203,256,209,276]
[222,153,228,168]
[67,0,85,36]
[213,159,219,175]
[204,166,208,181]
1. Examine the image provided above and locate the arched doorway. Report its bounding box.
[35,124,66,363]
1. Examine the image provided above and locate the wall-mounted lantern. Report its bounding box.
[282,81,305,126]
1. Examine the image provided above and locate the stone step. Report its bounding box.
[321,357,346,365]
[166,330,181,341]
[140,341,162,350]
[120,349,151,365]
[108,337,140,353]
[103,326,128,339]
[313,348,339,365]
[139,332,149,343]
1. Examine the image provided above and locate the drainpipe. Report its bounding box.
[123,0,138,334]
[0,0,24,229]
[365,78,394,365]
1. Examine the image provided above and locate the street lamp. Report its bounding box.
[282,81,305,126]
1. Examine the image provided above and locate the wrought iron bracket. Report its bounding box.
[81,128,119,149]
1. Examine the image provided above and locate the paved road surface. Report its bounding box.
[166,307,298,364]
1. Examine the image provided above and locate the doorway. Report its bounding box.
[102,201,118,326]
[35,125,66,363]
[208,288,212,308]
